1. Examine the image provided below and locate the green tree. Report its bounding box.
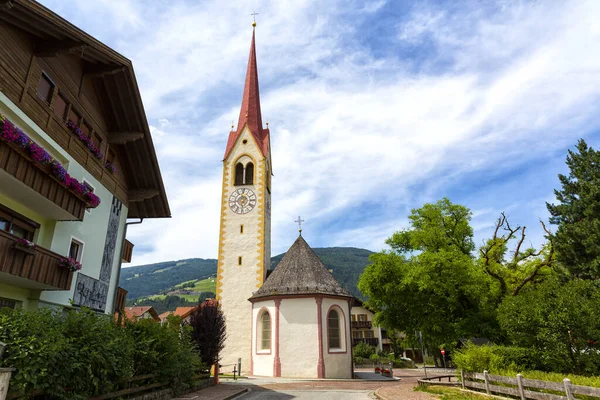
[498,277,600,375]
[478,212,554,299]
[359,198,497,353]
[547,139,600,279]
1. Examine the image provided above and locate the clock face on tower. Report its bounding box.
[229,188,257,214]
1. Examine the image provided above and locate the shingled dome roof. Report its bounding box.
[249,235,352,301]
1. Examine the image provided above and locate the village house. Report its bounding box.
[0,0,169,314]
[158,305,200,325]
[351,299,384,352]
[123,306,160,322]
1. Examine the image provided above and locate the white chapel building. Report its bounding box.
[215,24,353,378]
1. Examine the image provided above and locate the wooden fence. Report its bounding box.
[7,372,212,400]
[462,371,600,400]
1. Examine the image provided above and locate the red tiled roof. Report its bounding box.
[224,28,269,160]
[124,306,159,321]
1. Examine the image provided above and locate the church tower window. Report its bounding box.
[260,311,271,351]
[245,162,254,185]
[328,309,341,349]
[235,163,244,185]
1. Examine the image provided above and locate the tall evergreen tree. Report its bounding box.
[547,139,600,279]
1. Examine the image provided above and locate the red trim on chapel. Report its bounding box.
[273,299,282,377]
[316,296,325,378]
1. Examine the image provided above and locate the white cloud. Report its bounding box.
[38,0,600,265]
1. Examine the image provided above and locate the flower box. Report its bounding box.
[0,115,101,210]
[58,257,82,273]
[381,369,392,377]
[13,238,36,255]
[374,367,381,374]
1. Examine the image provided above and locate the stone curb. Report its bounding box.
[373,387,391,400]
[220,387,249,400]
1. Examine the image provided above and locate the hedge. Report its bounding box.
[0,307,203,399]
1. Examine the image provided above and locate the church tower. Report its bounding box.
[216,24,272,374]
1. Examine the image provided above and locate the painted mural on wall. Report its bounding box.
[73,273,109,311]
[73,196,122,311]
[100,197,122,282]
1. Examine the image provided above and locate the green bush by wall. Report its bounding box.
[0,307,203,399]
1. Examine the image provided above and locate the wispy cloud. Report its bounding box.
[39,0,600,265]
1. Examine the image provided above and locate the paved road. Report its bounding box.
[236,388,375,399]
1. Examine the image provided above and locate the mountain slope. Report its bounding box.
[120,247,373,303]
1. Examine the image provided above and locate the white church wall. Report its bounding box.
[279,298,319,378]
[251,300,275,376]
[322,297,353,379]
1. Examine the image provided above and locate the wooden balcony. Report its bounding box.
[122,239,134,263]
[352,320,372,329]
[0,140,86,221]
[0,230,73,290]
[352,338,379,347]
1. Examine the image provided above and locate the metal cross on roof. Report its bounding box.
[295,216,305,236]
[251,11,259,22]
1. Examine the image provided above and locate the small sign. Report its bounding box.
[441,349,446,355]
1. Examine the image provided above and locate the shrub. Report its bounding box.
[0,307,202,399]
[353,341,376,359]
[453,343,544,373]
[452,343,504,373]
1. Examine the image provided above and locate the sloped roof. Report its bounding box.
[124,306,159,321]
[224,28,270,160]
[249,235,352,301]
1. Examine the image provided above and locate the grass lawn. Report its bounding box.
[175,279,198,288]
[193,278,216,292]
[416,385,490,400]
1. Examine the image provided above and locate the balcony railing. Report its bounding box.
[0,140,87,220]
[352,338,379,347]
[352,320,372,329]
[0,230,73,290]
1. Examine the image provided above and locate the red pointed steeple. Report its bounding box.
[224,27,269,159]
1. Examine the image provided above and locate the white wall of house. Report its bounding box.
[351,305,383,352]
[0,92,127,314]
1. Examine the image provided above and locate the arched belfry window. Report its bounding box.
[245,162,254,185]
[235,163,244,185]
[328,309,341,349]
[260,311,271,351]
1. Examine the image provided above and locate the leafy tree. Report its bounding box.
[359,198,497,354]
[547,139,600,279]
[478,212,554,299]
[498,277,600,375]
[189,299,227,367]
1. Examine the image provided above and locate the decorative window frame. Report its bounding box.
[231,154,256,186]
[326,304,348,354]
[255,306,272,355]
[68,235,85,263]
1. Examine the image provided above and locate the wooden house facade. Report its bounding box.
[0,0,170,313]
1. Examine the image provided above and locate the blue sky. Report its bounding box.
[40,0,600,265]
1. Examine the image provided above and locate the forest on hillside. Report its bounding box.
[120,247,373,311]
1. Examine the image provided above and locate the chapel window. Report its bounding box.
[245,162,254,185]
[235,163,244,185]
[260,311,271,351]
[328,309,341,349]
